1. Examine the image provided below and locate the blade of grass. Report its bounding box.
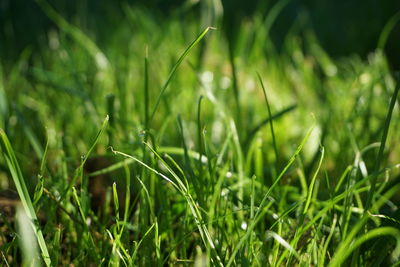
[257,72,279,164]
[364,75,400,212]
[16,206,42,267]
[112,182,120,228]
[245,104,297,146]
[33,135,49,206]
[67,115,109,194]
[0,129,52,266]
[303,146,324,214]
[71,187,98,259]
[0,63,8,129]
[88,158,135,177]
[228,40,241,128]
[197,96,205,175]
[378,11,400,49]
[149,27,215,123]
[266,230,300,261]
[144,46,150,130]
[131,223,156,262]
[318,214,338,267]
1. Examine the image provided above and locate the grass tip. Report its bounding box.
[109,146,116,154]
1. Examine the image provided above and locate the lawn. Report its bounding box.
[1,1,400,266]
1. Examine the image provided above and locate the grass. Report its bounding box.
[1,1,400,266]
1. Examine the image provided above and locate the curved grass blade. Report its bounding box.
[149,27,215,123]
[378,11,400,49]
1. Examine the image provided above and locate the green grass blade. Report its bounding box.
[149,27,215,123]
[88,158,135,177]
[257,72,279,164]
[303,146,324,214]
[245,104,297,146]
[16,206,42,267]
[110,147,181,192]
[0,129,52,266]
[68,115,109,192]
[112,182,120,224]
[131,223,156,262]
[71,187,98,259]
[144,47,150,129]
[364,75,400,212]
[378,11,400,49]
[266,231,300,261]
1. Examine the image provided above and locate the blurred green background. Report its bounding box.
[1,0,400,68]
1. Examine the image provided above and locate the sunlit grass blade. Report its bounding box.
[266,231,300,261]
[16,206,42,267]
[0,129,51,266]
